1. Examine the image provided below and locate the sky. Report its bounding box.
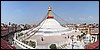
[1,1,99,25]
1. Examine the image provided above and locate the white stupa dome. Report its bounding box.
[20,6,73,36]
[32,6,71,35]
[39,19,64,29]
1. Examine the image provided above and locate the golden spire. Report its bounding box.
[48,6,52,11]
[47,6,54,19]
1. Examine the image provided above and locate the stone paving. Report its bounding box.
[28,31,81,49]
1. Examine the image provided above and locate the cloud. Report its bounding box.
[79,16,94,21]
[69,17,74,21]
[79,17,86,21]
[88,16,93,19]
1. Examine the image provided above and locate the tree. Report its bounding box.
[31,41,36,48]
[83,23,86,25]
[28,41,32,46]
[24,41,28,44]
[49,44,57,49]
[9,22,11,26]
[28,40,36,48]
[22,40,25,43]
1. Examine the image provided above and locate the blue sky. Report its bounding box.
[1,1,99,24]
